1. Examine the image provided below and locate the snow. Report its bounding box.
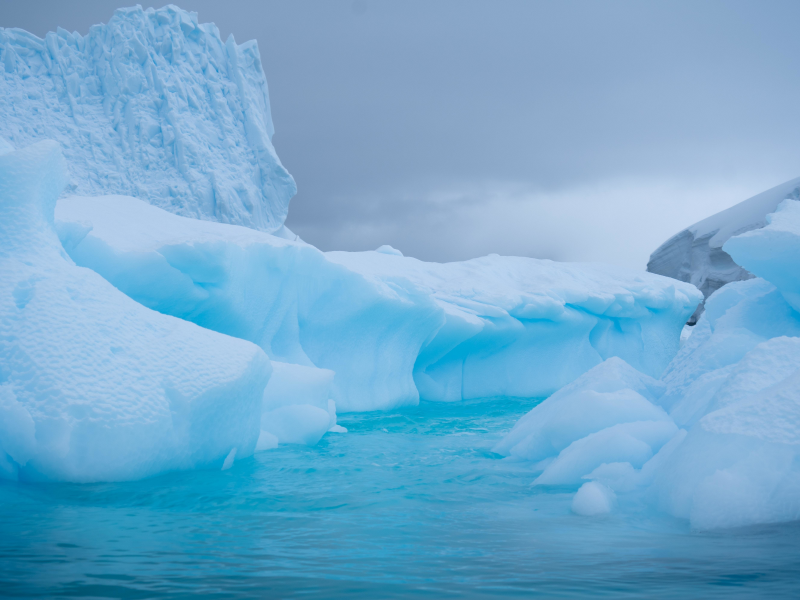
[55,194,701,412]
[647,177,800,321]
[0,5,295,234]
[498,195,800,529]
[0,139,273,482]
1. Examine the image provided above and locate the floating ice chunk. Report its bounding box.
[255,431,279,452]
[0,140,271,482]
[0,6,295,233]
[56,196,700,411]
[221,448,237,471]
[261,405,332,446]
[494,358,669,461]
[571,482,616,516]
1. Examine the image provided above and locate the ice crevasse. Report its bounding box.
[55,194,701,412]
[497,197,800,530]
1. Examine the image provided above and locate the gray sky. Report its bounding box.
[3,1,800,268]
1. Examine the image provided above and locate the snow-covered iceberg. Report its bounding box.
[0,139,274,483]
[498,197,800,530]
[54,194,701,412]
[647,177,800,322]
[0,5,295,234]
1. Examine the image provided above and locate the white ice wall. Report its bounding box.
[0,5,296,233]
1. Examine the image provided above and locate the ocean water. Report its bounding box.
[1,397,799,599]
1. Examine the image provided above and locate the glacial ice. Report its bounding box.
[0,139,272,482]
[54,194,701,412]
[498,196,800,529]
[0,5,295,234]
[647,177,800,322]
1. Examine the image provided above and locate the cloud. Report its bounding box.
[288,176,776,270]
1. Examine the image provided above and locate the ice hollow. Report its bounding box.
[55,195,701,412]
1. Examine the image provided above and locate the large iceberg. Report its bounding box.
[0,139,274,483]
[647,177,800,322]
[54,194,701,412]
[0,5,295,234]
[498,195,800,530]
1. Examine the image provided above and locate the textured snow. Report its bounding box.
[499,198,800,529]
[0,140,273,483]
[0,5,295,234]
[55,194,701,412]
[647,177,800,322]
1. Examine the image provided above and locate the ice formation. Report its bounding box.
[0,5,296,234]
[647,177,800,322]
[54,194,700,412]
[498,196,800,530]
[0,139,273,483]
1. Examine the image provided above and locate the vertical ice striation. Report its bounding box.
[0,5,295,233]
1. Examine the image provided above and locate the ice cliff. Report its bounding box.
[498,197,800,530]
[54,194,701,412]
[0,5,296,234]
[647,177,800,322]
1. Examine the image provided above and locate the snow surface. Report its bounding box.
[0,5,295,234]
[647,177,800,322]
[498,196,800,529]
[0,139,273,483]
[55,194,701,412]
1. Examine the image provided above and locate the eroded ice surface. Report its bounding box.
[0,140,272,483]
[55,194,701,412]
[0,5,296,234]
[499,195,800,530]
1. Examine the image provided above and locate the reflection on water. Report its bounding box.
[2,398,799,598]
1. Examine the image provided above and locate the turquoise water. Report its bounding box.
[2,398,799,598]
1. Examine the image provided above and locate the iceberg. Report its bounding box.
[0,5,295,234]
[0,139,273,483]
[498,194,800,529]
[54,194,701,412]
[647,177,800,322]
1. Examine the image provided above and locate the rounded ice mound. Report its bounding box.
[572,482,616,516]
[0,140,271,482]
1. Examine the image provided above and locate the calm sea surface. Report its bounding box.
[2,398,799,598]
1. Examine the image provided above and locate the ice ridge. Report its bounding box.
[0,5,296,234]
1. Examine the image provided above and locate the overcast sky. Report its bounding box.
[3,1,800,268]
